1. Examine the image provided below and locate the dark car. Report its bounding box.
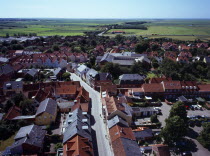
[182,151,192,156]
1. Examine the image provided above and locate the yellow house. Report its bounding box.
[35,98,57,125]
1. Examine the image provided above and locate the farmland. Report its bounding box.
[1,18,210,41]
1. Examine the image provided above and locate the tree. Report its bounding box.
[135,42,150,53]
[19,99,34,115]
[169,101,188,123]
[4,100,13,112]
[12,93,24,106]
[62,72,71,81]
[197,123,210,150]
[101,62,122,79]
[131,62,145,74]
[159,58,179,77]
[6,33,9,38]
[161,116,188,146]
[150,114,158,123]
[52,44,60,51]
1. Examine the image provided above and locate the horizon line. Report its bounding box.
[1,17,210,20]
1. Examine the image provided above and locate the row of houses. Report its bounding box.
[102,93,170,156]
[128,78,210,100]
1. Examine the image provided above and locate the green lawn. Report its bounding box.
[0,134,15,151]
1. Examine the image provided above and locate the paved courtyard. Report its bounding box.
[157,102,210,156]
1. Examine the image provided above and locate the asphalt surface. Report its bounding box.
[158,102,210,156]
[70,73,114,156]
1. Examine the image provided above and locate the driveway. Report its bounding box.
[158,102,171,127]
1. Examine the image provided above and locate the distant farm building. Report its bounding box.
[112,31,125,34]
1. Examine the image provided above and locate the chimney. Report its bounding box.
[26,133,30,139]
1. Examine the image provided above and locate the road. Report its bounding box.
[70,73,114,156]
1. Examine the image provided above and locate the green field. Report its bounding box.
[1,19,210,40]
[0,19,127,36]
[105,19,210,41]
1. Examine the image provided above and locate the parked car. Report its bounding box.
[181,151,192,156]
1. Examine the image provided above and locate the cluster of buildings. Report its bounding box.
[2,80,92,155]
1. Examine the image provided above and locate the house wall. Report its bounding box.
[35,112,57,125]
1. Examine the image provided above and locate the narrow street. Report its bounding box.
[70,73,113,156]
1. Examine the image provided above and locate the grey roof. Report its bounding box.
[108,115,129,129]
[121,103,133,116]
[119,74,145,81]
[86,69,98,78]
[112,59,134,66]
[134,129,153,139]
[0,113,4,121]
[178,95,188,102]
[3,124,46,155]
[0,57,9,63]
[12,115,35,120]
[98,73,112,81]
[36,98,57,116]
[27,68,38,77]
[135,56,151,64]
[53,67,62,76]
[96,56,103,63]
[131,54,147,57]
[63,108,90,129]
[0,64,14,75]
[77,64,90,73]
[57,100,74,109]
[3,81,23,90]
[14,125,34,140]
[100,53,115,62]
[204,56,210,63]
[120,137,142,156]
[63,108,91,143]
[132,107,157,113]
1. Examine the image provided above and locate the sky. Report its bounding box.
[0,0,210,19]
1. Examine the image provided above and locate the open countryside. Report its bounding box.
[1,19,210,40]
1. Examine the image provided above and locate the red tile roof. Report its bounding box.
[109,125,136,142]
[149,77,172,83]
[142,83,164,93]
[4,105,21,120]
[198,84,210,92]
[162,81,182,90]
[63,135,93,156]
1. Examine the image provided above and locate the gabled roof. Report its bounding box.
[56,85,77,95]
[162,81,181,90]
[109,125,136,142]
[4,105,21,120]
[63,118,91,144]
[133,128,153,139]
[0,64,14,76]
[53,67,62,76]
[149,77,172,83]
[119,74,145,81]
[3,124,46,155]
[27,68,38,77]
[86,69,98,78]
[108,115,129,129]
[64,135,93,156]
[142,83,164,93]
[97,73,112,81]
[36,98,57,116]
[109,125,142,156]
[3,81,23,90]
[151,144,170,156]
[198,84,210,92]
[77,65,89,73]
